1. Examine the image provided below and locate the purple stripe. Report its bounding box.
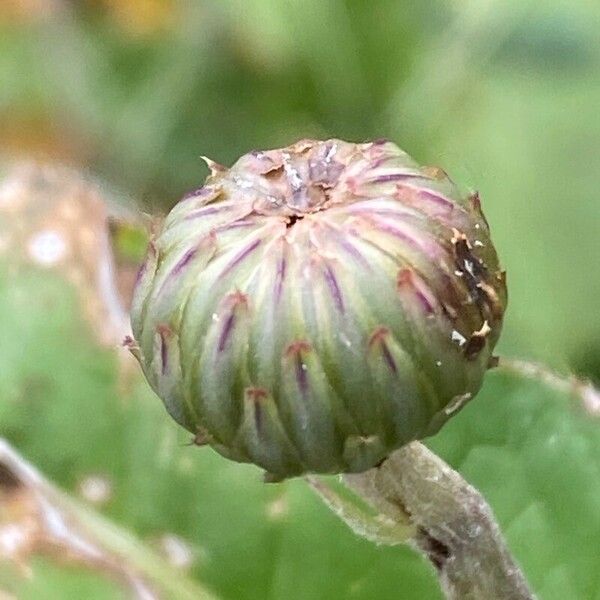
[159,330,168,375]
[369,216,440,259]
[246,388,268,434]
[172,247,197,276]
[348,202,455,231]
[158,247,198,295]
[374,221,423,250]
[369,173,418,184]
[274,257,287,304]
[381,342,397,374]
[415,291,434,314]
[369,156,394,169]
[184,205,228,220]
[180,186,207,201]
[134,243,156,287]
[417,189,454,210]
[217,313,236,352]
[215,220,255,232]
[295,355,309,396]
[253,401,263,433]
[338,238,369,268]
[134,260,147,287]
[324,266,345,314]
[220,238,262,279]
[368,328,397,374]
[348,204,413,218]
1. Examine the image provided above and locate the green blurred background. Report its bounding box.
[1,1,599,599]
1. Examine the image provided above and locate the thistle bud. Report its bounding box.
[130,139,507,479]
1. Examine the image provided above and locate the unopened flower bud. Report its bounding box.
[130,139,507,479]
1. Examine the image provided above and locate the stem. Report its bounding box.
[496,356,600,417]
[312,442,536,600]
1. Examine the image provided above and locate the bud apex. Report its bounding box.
[130,139,507,478]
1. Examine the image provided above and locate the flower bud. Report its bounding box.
[130,139,507,478]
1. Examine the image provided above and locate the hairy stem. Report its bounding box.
[312,442,535,600]
[496,356,600,417]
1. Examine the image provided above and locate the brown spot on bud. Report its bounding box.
[193,427,212,446]
[451,228,471,250]
[246,387,269,402]
[263,164,284,179]
[469,191,490,228]
[226,290,249,308]
[368,326,391,348]
[464,321,492,360]
[156,323,173,336]
[422,166,448,181]
[123,335,141,361]
[476,282,504,320]
[284,340,312,357]
[451,229,503,324]
[396,268,412,287]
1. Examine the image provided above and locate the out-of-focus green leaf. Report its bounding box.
[110,221,150,264]
[0,558,127,600]
[428,371,600,600]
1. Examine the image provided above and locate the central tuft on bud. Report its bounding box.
[129,139,507,479]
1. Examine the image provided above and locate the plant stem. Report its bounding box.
[496,356,600,417]
[313,442,536,600]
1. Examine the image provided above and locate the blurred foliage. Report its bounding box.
[0,0,599,598]
[1,0,598,369]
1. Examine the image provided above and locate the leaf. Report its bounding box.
[427,370,600,600]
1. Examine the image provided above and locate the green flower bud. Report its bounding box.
[130,139,507,479]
